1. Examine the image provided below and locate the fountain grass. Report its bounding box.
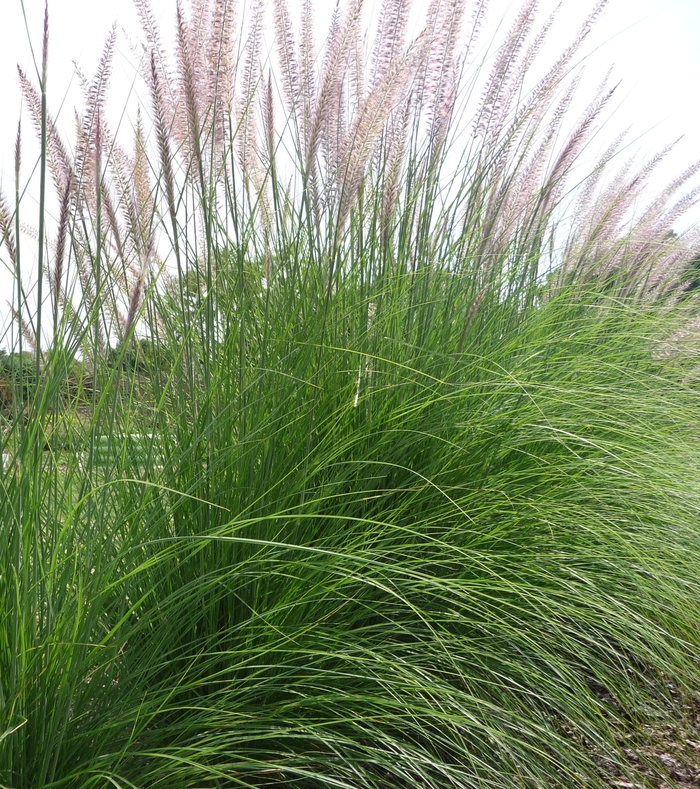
[2,0,700,786]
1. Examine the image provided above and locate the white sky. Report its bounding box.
[0,0,699,262]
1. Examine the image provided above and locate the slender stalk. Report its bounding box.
[35,2,48,378]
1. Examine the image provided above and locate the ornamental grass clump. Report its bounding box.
[2,0,700,786]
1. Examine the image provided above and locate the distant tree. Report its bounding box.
[680,251,700,298]
[106,337,171,376]
[0,351,37,403]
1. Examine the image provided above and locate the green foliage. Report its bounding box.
[5,273,700,789]
[2,0,700,787]
[680,251,700,298]
[0,350,34,377]
[107,337,148,373]
[0,350,37,401]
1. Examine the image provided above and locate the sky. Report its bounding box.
[0,0,699,287]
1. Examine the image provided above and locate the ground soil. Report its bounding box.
[596,683,700,788]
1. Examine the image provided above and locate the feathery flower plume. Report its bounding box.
[473,0,538,143]
[134,0,172,98]
[9,305,38,354]
[18,67,72,194]
[541,78,618,215]
[637,159,700,230]
[133,109,156,263]
[208,0,237,95]
[413,0,447,108]
[0,192,17,266]
[487,76,584,250]
[299,0,316,148]
[381,100,411,244]
[463,0,489,65]
[306,0,364,175]
[102,135,135,265]
[52,169,73,328]
[561,144,686,288]
[206,0,238,169]
[73,113,96,213]
[123,268,147,342]
[428,53,458,149]
[254,71,277,235]
[149,52,179,262]
[651,184,700,239]
[508,0,609,157]
[73,26,116,209]
[237,0,264,189]
[176,1,206,184]
[477,3,561,165]
[348,32,367,115]
[273,0,301,119]
[568,129,632,244]
[424,0,467,132]
[369,0,410,91]
[263,70,276,164]
[104,138,140,278]
[336,45,417,230]
[100,176,126,278]
[42,1,49,82]
[412,0,467,130]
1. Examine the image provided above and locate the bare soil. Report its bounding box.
[597,683,700,788]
